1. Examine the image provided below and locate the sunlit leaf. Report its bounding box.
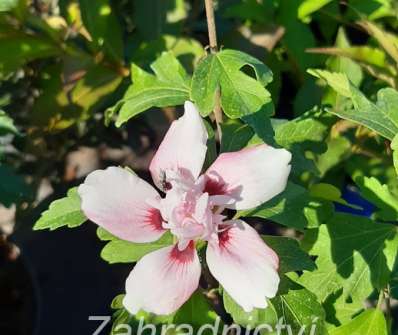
[315,136,351,177]
[329,309,388,335]
[299,213,398,304]
[224,277,328,333]
[326,28,364,88]
[112,52,190,126]
[223,290,278,328]
[33,188,86,230]
[0,0,18,12]
[191,49,272,118]
[71,64,123,113]
[310,69,398,140]
[358,20,398,64]
[309,183,356,208]
[354,176,398,221]
[323,289,364,326]
[273,108,331,175]
[99,232,174,264]
[298,0,333,22]
[270,278,328,335]
[0,110,18,136]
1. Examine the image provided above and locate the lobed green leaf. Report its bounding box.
[329,309,388,335]
[310,69,398,140]
[113,52,190,126]
[33,187,86,231]
[99,230,174,264]
[191,49,272,119]
[299,213,398,304]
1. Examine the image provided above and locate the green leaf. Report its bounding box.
[191,49,272,118]
[391,261,398,299]
[309,69,352,97]
[0,0,19,12]
[111,294,125,309]
[311,44,392,86]
[324,46,389,71]
[203,119,217,170]
[223,290,278,328]
[273,108,331,176]
[329,309,388,335]
[0,165,31,207]
[270,278,328,335]
[327,28,363,88]
[220,120,254,153]
[298,0,333,22]
[96,226,115,241]
[391,134,398,176]
[310,69,398,140]
[348,1,395,20]
[110,306,173,335]
[262,235,316,273]
[354,176,398,221]
[100,231,174,264]
[224,277,327,333]
[223,0,274,23]
[133,0,187,41]
[113,52,190,126]
[0,35,59,76]
[242,102,276,145]
[323,288,364,326]
[34,188,87,230]
[174,291,220,329]
[240,182,312,230]
[131,35,204,72]
[278,0,321,73]
[299,213,398,304]
[71,64,123,114]
[0,110,18,136]
[30,64,74,131]
[358,20,398,64]
[315,136,351,177]
[79,0,123,61]
[274,109,330,149]
[309,183,358,208]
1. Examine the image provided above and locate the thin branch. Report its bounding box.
[204,0,218,52]
[204,0,223,137]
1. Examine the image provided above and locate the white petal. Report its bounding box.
[149,101,208,190]
[205,144,291,210]
[123,242,201,315]
[206,220,279,312]
[78,167,165,243]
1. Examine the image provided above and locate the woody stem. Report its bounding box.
[204,0,223,139]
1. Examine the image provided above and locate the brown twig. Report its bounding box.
[204,0,223,138]
[204,0,218,52]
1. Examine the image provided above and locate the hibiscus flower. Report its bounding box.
[78,101,291,315]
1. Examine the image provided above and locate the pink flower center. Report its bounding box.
[158,169,224,248]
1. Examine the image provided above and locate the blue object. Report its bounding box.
[334,184,375,217]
